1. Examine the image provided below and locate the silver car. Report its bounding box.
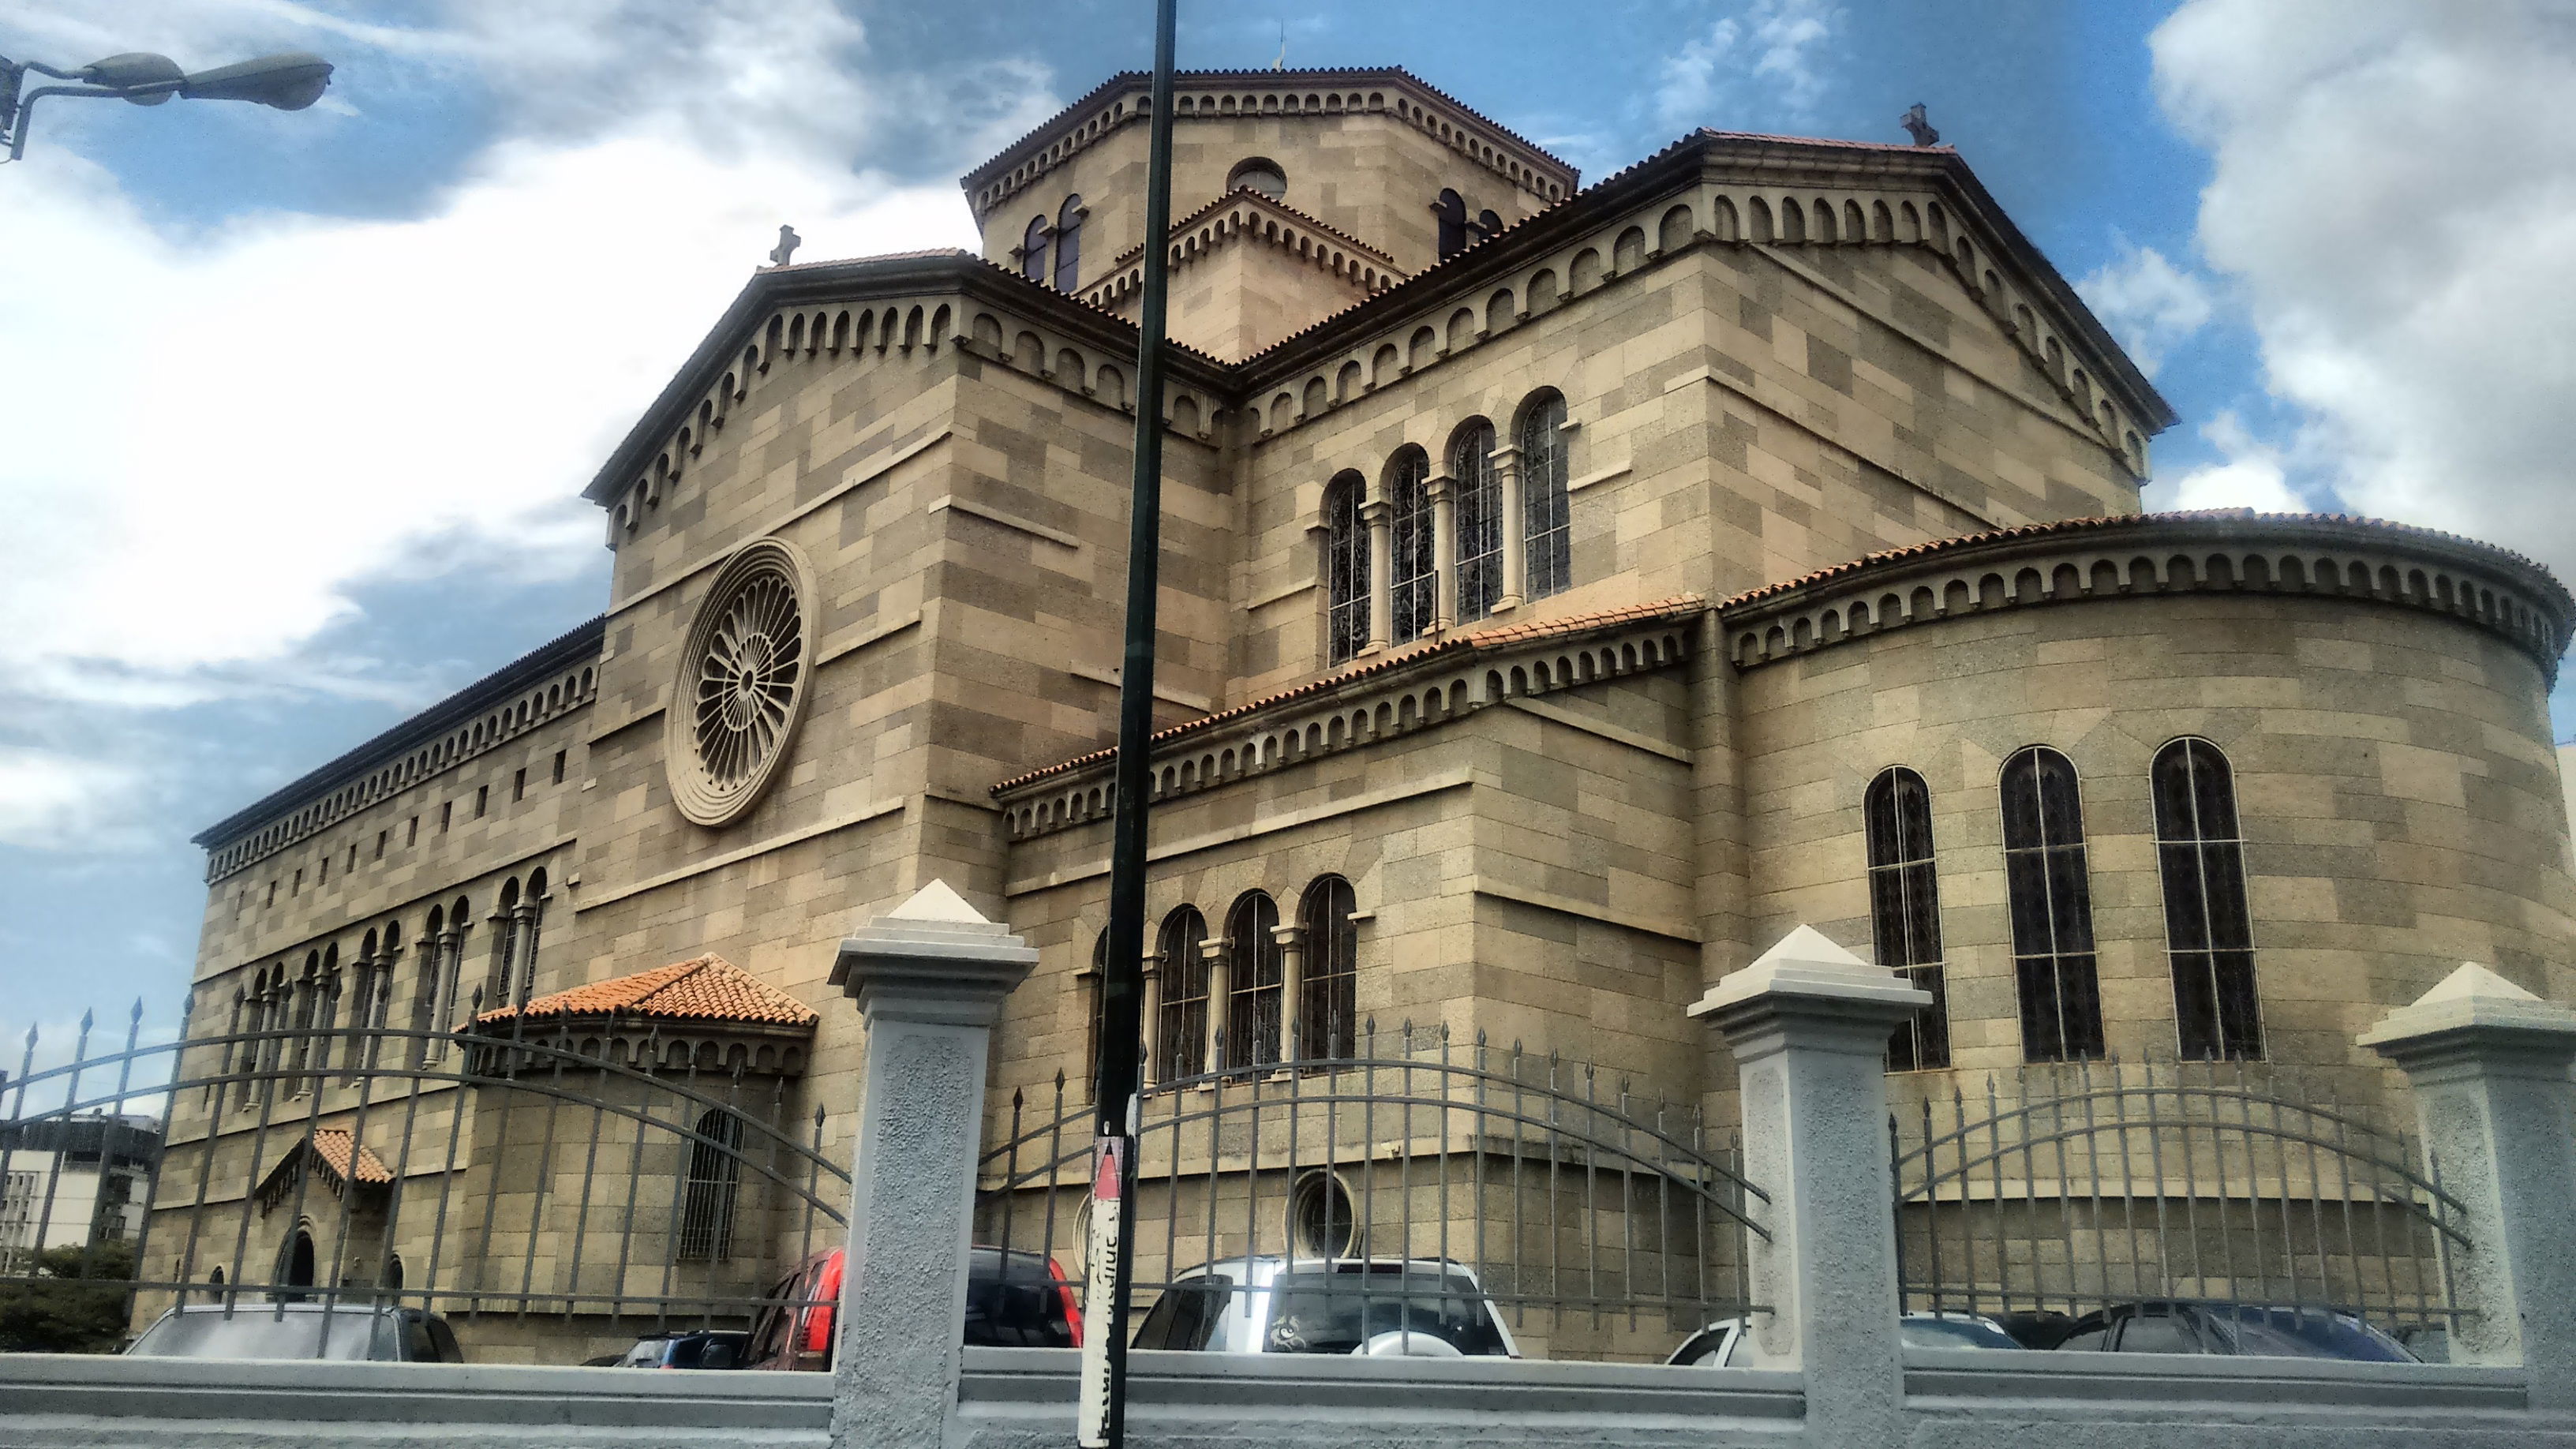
[1131,1256,1521,1358]
[1668,1310,2023,1367]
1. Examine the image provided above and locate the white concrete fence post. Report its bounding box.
[1689,924,1929,1446]
[2359,962,2576,1406]
[825,882,1037,1449]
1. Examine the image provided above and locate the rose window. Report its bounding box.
[666,540,815,826]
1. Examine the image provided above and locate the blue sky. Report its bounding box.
[4,0,2571,1077]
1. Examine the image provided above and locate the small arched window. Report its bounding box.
[1385,447,1436,643]
[274,1226,317,1302]
[1020,215,1050,282]
[1054,196,1085,292]
[1223,892,1284,1069]
[1154,906,1210,1082]
[1228,157,1286,200]
[1451,420,1501,622]
[1324,472,1369,665]
[680,1109,745,1260]
[2001,747,2104,1061]
[1518,391,1571,599]
[1297,877,1358,1061]
[2154,739,2263,1059]
[1476,208,1504,244]
[1866,767,1950,1071]
[1434,189,1469,260]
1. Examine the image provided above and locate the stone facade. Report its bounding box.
[164,65,2574,1361]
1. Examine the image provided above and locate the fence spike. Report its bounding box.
[129,998,144,1026]
[814,1102,827,1129]
[1012,1086,1024,1108]
[78,1008,94,1034]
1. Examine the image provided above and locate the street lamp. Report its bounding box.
[0,49,334,163]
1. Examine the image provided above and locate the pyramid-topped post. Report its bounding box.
[2361,962,2576,1398]
[826,882,1036,1449]
[1689,925,1927,1443]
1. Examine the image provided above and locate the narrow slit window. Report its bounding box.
[1451,421,1501,622]
[2154,738,2263,1059]
[1323,472,1369,664]
[679,1109,744,1260]
[1386,447,1436,643]
[1866,766,1950,1071]
[2001,746,2105,1061]
[1518,392,1571,599]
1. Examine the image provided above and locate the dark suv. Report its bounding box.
[743,1245,1081,1370]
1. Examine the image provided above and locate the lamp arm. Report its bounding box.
[6,83,130,163]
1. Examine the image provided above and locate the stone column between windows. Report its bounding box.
[1138,947,1163,1085]
[1272,923,1308,1065]
[1427,473,1456,634]
[1360,499,1392,653]
[1493,444,1526,611]
[1201,937,1231,1071]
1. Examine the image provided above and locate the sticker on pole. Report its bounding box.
[1076,1133,1124,1448]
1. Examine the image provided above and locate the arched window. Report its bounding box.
[1451,421,1501,622]
[1053,196,1084,292]
[410,906,443,1066]
[1518,392,1571,599]
[1866,767,1950,1071]
[1297,877,1357,1061]
[1223,892,1283,1069]
[1020,215,1050,282]
[489,878,522,1007]
[1385,447,1436,643]
[1324,472,1369,665]
[1087,930,1111,1098]
[1228,157,1286,200]
[2001,747,2104,1061]
[273,1226,316,1302]
[2154,739,2263,1059]
[1434,189,1468,260]
[680,1109,744,1260]
[1476,208,1503,244]
[1154,906,1210,1081]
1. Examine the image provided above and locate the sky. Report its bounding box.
[5,0,2574,1085]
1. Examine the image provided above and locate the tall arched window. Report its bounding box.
[2001,747,2104,1061]
[1386,447,1436,643]
[1053,195,1084,292]
[274,1226,316,1302]
[1434,188,1469,260]
[1020,215,1050,282]
[1223,892,1283,1069]
[1088,930,1111,1098]
[489,877,522,1006]
[1297,877,1357,1061]
[1154,906,1210,1081]
[2154,739,2263,1059]
[1518,392,1571,599]
[1866,767,1950,1071]
[1451,421,1502,623]
[410,905,443,1065]
[1323,472,1369,664]
[680,1109,744,1260]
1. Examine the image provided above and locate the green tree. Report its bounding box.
[0,1241,137,1354]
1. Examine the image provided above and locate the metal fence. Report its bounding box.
[1889,1056,2468,1343]
[976,1020,1762,1362]
[0,1000,845,1358]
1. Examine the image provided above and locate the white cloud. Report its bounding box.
[1657,0,1842,133]
[0,747,147,851]
[2076,240,2214,377]
[0,1,1060,839]
[2149,412,2312,515]
[2151,0,2576,573]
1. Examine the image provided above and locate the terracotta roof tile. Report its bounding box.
[307,1129,391,1187]
[992,596,1705,794]
[478,954,818,1028]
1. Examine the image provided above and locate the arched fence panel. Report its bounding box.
[976,1021,1764,1363]
[1889,1056,2469,1346]
[0,1002,847,1360]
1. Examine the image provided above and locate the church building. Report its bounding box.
[168,66,2576,1359]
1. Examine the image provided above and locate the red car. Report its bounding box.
[743,1245,1082,1370]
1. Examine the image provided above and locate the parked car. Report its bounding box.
[1666,1311,2024,1367]
[743,1245,1080,1371]
[587,1330,749,1369]
[2051,1302,2416,1361]
[126,1303,465,1362]
[1130,1256,1519,1358]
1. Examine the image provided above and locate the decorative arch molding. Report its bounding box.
[1720,513,2575,682]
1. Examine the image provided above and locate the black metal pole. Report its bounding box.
[1080,3,1178,1446]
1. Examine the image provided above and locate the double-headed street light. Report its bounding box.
[1,49,334,162]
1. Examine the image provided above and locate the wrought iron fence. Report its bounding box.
[0,1000,845,1359]
[976,1020,1762,1362]
[1889,1056,2468,1343]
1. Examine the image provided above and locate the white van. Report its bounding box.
[1130,1256,1520,1358]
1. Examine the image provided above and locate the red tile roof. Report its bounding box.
[307,1129,391,1187]
[992,596,1705,793]
[477,954,818,1028]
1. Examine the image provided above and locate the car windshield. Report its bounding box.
[1900,1316,2024,1351]
[129,1308,399,1361]
[2202,1307,2413,1361]
[1261,1266,1505,1356]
